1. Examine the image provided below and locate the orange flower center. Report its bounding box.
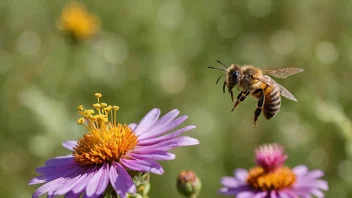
[73,93,138,165]
[246,166,296,191]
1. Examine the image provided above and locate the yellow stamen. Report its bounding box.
[246,166,296,191]
[77,118,85,125]
[74,94,138,166]
[78,105,84,111]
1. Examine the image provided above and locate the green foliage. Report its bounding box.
[1,0,351,197]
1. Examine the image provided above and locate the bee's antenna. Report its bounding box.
[208,66,226,71]
[216,74,226,84]
[217,60,227,69]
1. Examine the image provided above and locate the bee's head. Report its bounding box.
[208,61,242,93]
[226,64,242,91]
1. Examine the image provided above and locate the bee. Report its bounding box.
[208,60,304,125]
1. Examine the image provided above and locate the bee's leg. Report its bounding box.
[229,89,234,102]
[232,90,250,112]
[254,90,264,126]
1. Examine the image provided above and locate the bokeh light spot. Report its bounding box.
[315,41,339,64]
[159,66,186,95]
[247,0,272,18]
[157,0,184,30]
[16,31,41,56]
[270,30,297,55]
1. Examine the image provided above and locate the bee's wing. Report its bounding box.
[277,84,297,102]
[262,67,304,79]
[254,75,298,102]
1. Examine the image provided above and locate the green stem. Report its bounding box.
[58,41,78,98]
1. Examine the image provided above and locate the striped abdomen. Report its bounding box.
[262,84,281,120]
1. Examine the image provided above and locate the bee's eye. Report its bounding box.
[232,71,239,79]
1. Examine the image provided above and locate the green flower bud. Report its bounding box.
[177,170,201,198]
[128,171,150,186]
[128,170,151,197]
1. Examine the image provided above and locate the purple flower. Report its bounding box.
[219,143,328,198]
[29,93,199,198]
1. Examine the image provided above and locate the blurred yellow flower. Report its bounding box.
[57,1,100,41]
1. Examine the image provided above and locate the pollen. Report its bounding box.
[73,93,138,166]
[246,166,296,191]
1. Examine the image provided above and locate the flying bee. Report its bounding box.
[208,60,304,126]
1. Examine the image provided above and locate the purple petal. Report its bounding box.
[277,191,291,198]
[52,167,95,196]
[219,187,237,195]
[138,115,188,141]
[128,123,137,131]
[254,192,268,198]
[292,165,308,176]
[44,155,74,166]
[46,168,87,197]
[66,167,98,197]
[306,170,324,179]
[134,136,199,152]
[36,163,74,174]
[109,162,136,198]
[315,180,329,190]
[32,167,85,198]
[270,191,278,198]
[218,185,252,195]
[32,178,65,197]
[234,169,248,182]
[236,191,258,198]
[137,109,180,138]
[86,163,110,197]
[82,192,100,198]
[30,164,81,185]
[220,176,241,188]
[137,126,196,146]
[128,152,176,161]
[62,141,78,151]
[310,189,324,198]
[301,194,312,198]
[121,158,164,175]
[151,109,180,128]
[134,108,161,136]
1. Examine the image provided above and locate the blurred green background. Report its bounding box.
[1,0,352,197]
